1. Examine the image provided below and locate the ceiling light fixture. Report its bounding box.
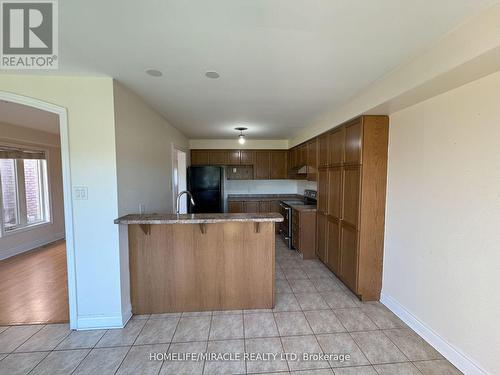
[205,71,220,79]
[235,127,247,145]
[145,69,162,77]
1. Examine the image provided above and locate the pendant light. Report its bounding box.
[235,127,247,145]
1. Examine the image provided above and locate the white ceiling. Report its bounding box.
[0,100,59,134]
[11,0,499,138]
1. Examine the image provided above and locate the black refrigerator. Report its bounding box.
[187,166,224,213]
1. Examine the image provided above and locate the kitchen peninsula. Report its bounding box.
[115,213,283,314]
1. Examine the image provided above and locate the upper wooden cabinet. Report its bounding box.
[344,119,362,165]
[191,150,210,165]
[270,151,288,179]
[254,151,271,179]
[329,128,344,166]
[240,150,254,165]
[318,133,329,167]
[228,150,241,165]
[307,139,317,181]
[209,150,228,165]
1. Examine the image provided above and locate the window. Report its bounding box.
[0,145,50,235]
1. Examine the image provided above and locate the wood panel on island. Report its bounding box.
[115,213,283,314]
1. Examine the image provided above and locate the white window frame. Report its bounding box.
[0,142,52,237]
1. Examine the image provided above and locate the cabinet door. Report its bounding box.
[316,212,328,262]
[340,222,358,292]
[327,167,342,219]
[228,201,243,213]
[344,119,362,164]
[299,144,307,166]
[254,151,270,179]
[240,150,254,165]
[228,150,241,165]
[307,139,317,181]
[326,216,341,274]
[329,128,344,166]
[209,150,228,165]
[191,150,209,165]
[342,166,360,228]
[259,201,271,213]
[270,151,288,179]
[270,201,281,213]
[317,169,329,214]
[244,201,260,213]
[318,134,329,167]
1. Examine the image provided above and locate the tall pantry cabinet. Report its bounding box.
[316,116,389,301]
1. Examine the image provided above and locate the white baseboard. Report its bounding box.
[76,311,131,331]
[380,292,488,375]
[0,232,65,261]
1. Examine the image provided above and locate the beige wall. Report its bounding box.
[0,122,65,260]
[113,81,189,215]
[383,71,500,374]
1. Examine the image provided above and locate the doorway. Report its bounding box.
[172,146,187,213]
[0,92,76,328]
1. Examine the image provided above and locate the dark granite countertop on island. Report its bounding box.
[115,212,284,225]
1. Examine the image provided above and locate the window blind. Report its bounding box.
[0,146,46,160]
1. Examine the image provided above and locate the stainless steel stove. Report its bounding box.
[279,190,317,249]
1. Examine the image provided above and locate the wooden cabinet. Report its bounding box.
[292,208,316,259]
[318,133,329,167]
[254,151,271,179]
[244,201,260,213]
[327,167,342,219]
[228,201,243,213]
[316,211,328,262]
[344,119,362,165]
[307,139,317,181]
[329,128,344,166]
[240,150,254,165]
[270,151,288,179]
[340,222,358,291]
[342,166,360,227]
[259,201,271,213]
[228,150,241,165]
[317,169,329,214]
[326,217,341,274]
[315,115,389,301]
[191,150,209,165]
[209,150,228,165]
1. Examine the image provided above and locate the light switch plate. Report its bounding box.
[73,186,88,200]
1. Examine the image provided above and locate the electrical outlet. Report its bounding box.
[73,186,88,200]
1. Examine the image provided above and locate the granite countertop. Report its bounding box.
[227,194,303,201]
[289,204,317,212]
[115,213,284,224]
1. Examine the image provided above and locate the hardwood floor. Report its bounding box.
[0,240,69,325]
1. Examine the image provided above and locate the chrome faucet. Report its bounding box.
[176,190,195,214]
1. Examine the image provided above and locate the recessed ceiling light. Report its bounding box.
[145,69,162,77]
[205,71,220,79]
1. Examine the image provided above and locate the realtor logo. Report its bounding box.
[1,0,58,69]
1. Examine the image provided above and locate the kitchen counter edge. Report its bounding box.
[115,213,284,224]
